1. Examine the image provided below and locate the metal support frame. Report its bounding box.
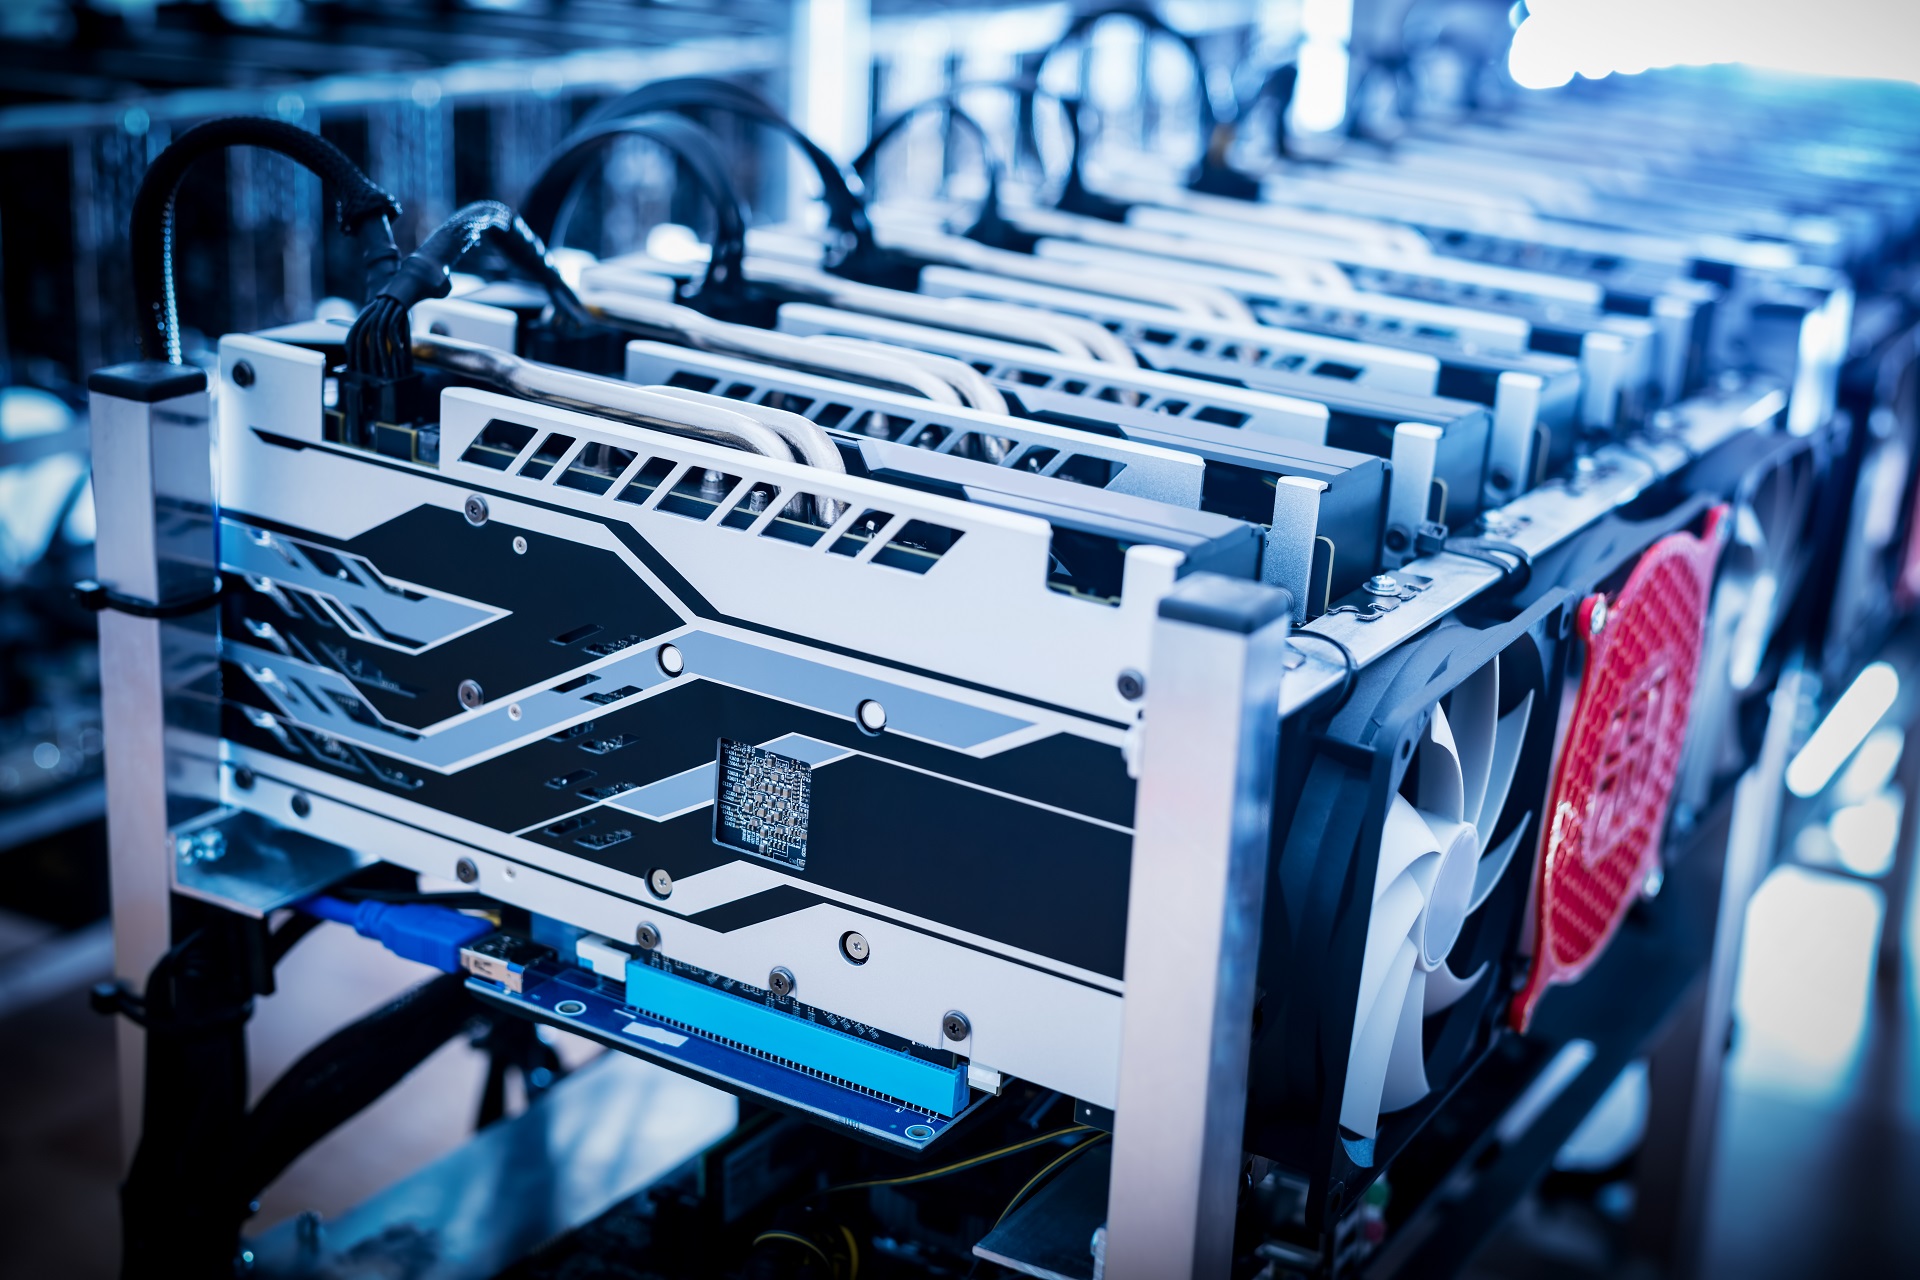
[1628,665,1806,1276]
[87,360,220,1165]
[1105,574,1293,1280]
[1877,675,1920,984]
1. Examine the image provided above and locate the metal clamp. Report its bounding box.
[1441,538,1534,592]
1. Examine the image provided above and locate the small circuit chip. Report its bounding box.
[713,739,812,869]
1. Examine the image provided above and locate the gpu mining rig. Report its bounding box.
[58,5,1920,1279]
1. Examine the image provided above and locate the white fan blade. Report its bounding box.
[1424,960,1488,1015]
[1379,795,1444,898]
[1448,662,1500,830]
[1357,870,1426,1032]
[1417,703,1466,823]
[1469,814,1533,914]
[1475,689,1535,845]
[1342,937,1419,1139]
[1380,968,1432,1113]
[1413,815,1480,970]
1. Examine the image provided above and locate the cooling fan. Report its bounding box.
[1250,596,1563,1211]
[1512,507,1727,1031]
[1342,649,1536,1139]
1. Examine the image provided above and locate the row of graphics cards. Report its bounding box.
[85,31,1920,1280]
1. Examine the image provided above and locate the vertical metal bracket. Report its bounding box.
[1486,372,1542,509]
[87,360,220,1166]
[1579,330,1629,430]
[1265,475,1328,623]
[1386,422,1443,567]
[1105,574,1293,1280]
[1652,292,1700,406]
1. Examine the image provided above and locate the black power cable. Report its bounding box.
[1030,2,1261,211]
[577,77,920,291]
[345,198,586,383]
[130,117,401,364]
[521,112,752,317]
[854,94,1039,254]
[240,971,475,1206]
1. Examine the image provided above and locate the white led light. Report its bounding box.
[1786,662,1901,799]
[1828,794,1902,879]
[1834,725,1903,805]
[1294,0,1355,133]
[1508,1,1920,89]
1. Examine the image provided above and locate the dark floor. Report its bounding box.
[1466,848,1920,1279]
[0,887,598,1280]
[2,821,1917,1279]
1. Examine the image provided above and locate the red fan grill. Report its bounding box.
[1512,507,1728,1032]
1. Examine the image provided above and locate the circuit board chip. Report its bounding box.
[713,739,812,868]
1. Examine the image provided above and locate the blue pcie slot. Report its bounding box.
[625,960,970,1118]
[464,959,977,1152]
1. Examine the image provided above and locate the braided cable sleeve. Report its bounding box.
[130,116,401,362]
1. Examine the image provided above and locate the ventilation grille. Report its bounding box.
[1103,314,1424,379]
[470,423,968,577]
[651,366,1127,487]
[1513,507,1727,1031]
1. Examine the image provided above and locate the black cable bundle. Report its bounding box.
[854,94,1041,255]
[343,198,586,383]
[520,111,759,324]
[130,116,401,364]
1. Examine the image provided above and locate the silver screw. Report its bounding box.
[942,1011,971,1042]
[657,644,685,677]
[649,867,673,899]
[1364,573,1401,596]
[507,703,522,721]
[635,922,661,950]
[841,931,870,964]
[174,828,228,864]
[512,535,528,555]
[768,966,796,998]
[464,495,489,526]
[1588,597,1609,639]
[457,679,484,709]
[455,857,479,884]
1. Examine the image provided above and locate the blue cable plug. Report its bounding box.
[298,895,492,973]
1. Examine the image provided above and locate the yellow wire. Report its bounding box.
[822,1124,1093,1196]
[752,1229,832,1268]
[839,1223,860,1280]
[994,1133,1111,1228]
